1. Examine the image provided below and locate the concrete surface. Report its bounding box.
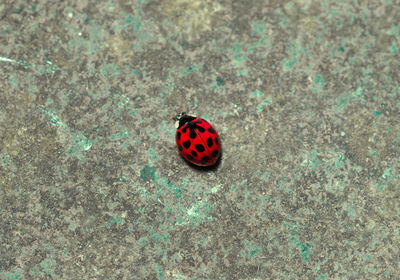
[0,0,399,279]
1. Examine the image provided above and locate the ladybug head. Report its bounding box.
[174,111,187,121]
[174,111,196,129]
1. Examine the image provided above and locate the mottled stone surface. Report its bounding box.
[1,0,399,279]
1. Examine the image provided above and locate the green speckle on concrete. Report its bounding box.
[100,63,121,78]
[291,237,313,262]
[3,271,22,280]
[139,236,147,245]
[211,184,221,193]
[316,273,328,280]
[233,55,245,67]
[243,187,249,199]
[161,74,175,96]
[28,84,38,95]
[181,65,199,75]
[281,39,303,71]
[299,243,313,262]
[389,43,397,54]
[154,264,164,279]
[373,111,381,117]
[183,201,214,226]
[237,69,247,76]
[150,132,159,138]
[232,41,242,54]
[159,178,182,199]
[252,21,265,35]
[125,15,142,33]
[40,259,55,275]
[382,167,394,180]
[262,172,270,180]
[110,127,133,140]
[2,156,6,166]
[250,90,263,98]
[73,132,93,151]
[301,150,321,170]
[147,148,158,160]
[140,165,157,182]
[335,87,363,112]
[108,216,123,228]
[256,97,272,112]
[313,74,325,87]
[216,76,224,86]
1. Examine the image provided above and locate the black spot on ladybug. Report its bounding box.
[208,127,215,134]
[207,136,213,147]
[177,131,181,140]
[215,137,219,145]
[201,156,209,164]
[197,126,205,133]
[189,129,196,139]
[191,150,198,158]
[187,154,194,161]
[212,150,219,157]
[195,144,205,152]
[183,140,191,149]
[178,144,183,151]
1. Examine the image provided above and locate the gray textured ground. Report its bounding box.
[1,0,399,279]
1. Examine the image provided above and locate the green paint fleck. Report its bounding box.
[237,69,247,76]
[233,55,245,67]
[281,39,303,71]
[73,133,93,151]
[300,243,312,262]
[256,97,272,112]
[147,148,158,160]
[389,43,397,54]
[140,165,157,182]
[139,236,147,245]
[241,240,261,258]
[373,111,381,117]
[252,21,265,35]
[262,172,270,180]
[181,65,199,75]
[153,264,164,279]
[216,76,224,86]
[250,90,263,98]
[108,216,123,228]
[232,41,242,54]
[314,74,324,86]
[100,63,121,78]
[2,156,6,166]
[211,184,221,193]
[4,271,22,279]
[382,167,394,179]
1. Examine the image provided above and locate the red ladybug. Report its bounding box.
[174,112,221,166]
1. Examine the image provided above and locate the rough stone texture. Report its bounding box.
[0,0,399,279]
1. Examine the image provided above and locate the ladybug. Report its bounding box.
[174,112,221,166]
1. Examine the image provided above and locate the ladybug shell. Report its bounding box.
[176,117,221,166]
